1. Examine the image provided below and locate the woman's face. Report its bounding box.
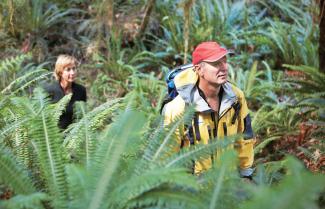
[61,64,77,83]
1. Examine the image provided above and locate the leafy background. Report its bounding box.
[0,0,324,209]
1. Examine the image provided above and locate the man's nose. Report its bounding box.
[220,62,227,71]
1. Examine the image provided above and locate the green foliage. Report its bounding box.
[0,88,324,208]
[0,54,31,90]
[0,0,324,208]
[0,145,36,195]
[0,193,48,209]
[241,157,325,209]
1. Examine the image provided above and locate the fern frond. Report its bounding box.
[163,136,237,169]
[63,98,124,152]
[0,193,48,209]
[0,54,31,74]
[297,98,325,109]
[53,94,72,123]
[241,157,325,209]
[126,189,205,209]
[254,135,282,154]
[70,101,94,168]
[246,61,258,94]
[29,88,68,209]
[1,69,51,95]
[66,164,90,209]
[83,110,146,209]
[7,110,32,167]
[0,145,36,194]
[0,54,33,91]
[108,167,200,209]
[147,107,195,164]
[198,151,241,191]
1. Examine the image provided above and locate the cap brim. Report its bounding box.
[202,50,234,63]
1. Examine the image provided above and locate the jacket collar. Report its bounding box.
[175,68,237,115]
[54,81,76,93]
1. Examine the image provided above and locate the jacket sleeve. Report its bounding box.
[236,93,255,177]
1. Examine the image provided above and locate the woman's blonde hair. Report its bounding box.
[54,55,78,81]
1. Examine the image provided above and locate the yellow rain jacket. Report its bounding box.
[163,67,255,176]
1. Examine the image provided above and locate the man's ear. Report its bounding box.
[195,64,203,77]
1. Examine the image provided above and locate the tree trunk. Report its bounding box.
[319,0,325,72]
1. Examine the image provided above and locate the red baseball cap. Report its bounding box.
[192,41,230,65]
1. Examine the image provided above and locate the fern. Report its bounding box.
[8,110,31,167]
[208,157,229,209]
[197,151,243,209]
[108,167,200,209]
[0,145,36,195]
[0,54,30,74]
[241,157,325,209]
[53,94,72,123]
[283,64,325,90]
[163,136,237,169]
[28,88,68,209]
[80,110,146,209]
[63,98,124,156]
[68,102,94,168]
[2,69,51,95]
[137,106,195,172]
[0,54,32,90]
[65,164,89,209]
[0,193,48,209]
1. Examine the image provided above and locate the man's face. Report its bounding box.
[197,56,228,86]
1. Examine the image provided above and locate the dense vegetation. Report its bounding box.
[0,0,324,209]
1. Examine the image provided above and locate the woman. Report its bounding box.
[44,55,87,129]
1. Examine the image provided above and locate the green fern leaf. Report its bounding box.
[0,145,36,194]
[0,192,48,209]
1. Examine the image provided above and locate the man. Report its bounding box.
[163,41,255,178]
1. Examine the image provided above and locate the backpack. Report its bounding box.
[160,63,193,113]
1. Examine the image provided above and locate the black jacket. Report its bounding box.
[44,81,87,129]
